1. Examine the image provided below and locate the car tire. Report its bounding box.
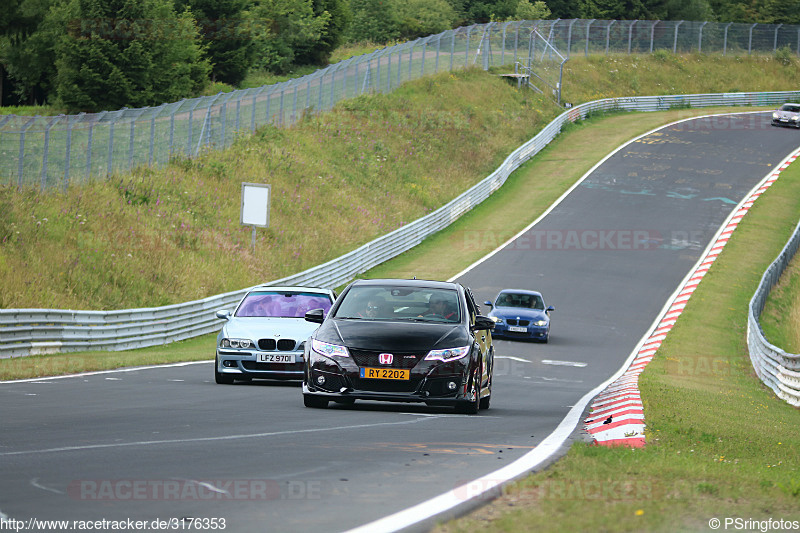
[455,366,480,415]
[214,357,235,385]
[304,395,329,408]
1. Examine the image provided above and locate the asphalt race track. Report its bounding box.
[2,112,800,532]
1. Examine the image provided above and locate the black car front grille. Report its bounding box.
[349,349,426,369]
[506,319,530,326]
[257,338,297,351]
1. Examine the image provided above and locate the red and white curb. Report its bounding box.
[585,147,800,448]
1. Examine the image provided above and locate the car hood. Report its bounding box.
[490,307,549,321]
[318,319,469,352]
[221,317,320,341]
[776,110,800,119]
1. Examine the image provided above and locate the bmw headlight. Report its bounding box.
[492,317,504,325]
[220,338,254,349]
[425,346,470,361]
[311,339,349,357]
[534,320,548,327]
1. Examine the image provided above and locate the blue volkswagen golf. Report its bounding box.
[484,289,554,343]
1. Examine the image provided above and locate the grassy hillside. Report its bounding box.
[2,52,800,311]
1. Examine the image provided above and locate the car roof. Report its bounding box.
[349,278,461,290]
[496,288,543,297]
[247,285,334,294]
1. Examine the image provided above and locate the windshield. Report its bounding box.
[236,291,333,318]
[495,292,544,310]
[334,285,461,323]
[780,104,800,113]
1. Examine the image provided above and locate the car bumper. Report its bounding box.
[492,324,548,340]
[216,349,305,380]
[772,118,800,128]
[303,355,472,404]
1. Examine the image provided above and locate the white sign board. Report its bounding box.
[241,183,270,228]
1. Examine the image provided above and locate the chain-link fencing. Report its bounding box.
[2,19,800,189]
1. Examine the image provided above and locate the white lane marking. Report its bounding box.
[495,355,531,363]
[31,478,63,494]
[346,112,761,533]
[0,417,445,457]
[541,360,587,368]
[105,378,121,381]
[0,361,212,384]
[182,479,228,495]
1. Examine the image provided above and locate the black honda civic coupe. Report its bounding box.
[302,278,495,414]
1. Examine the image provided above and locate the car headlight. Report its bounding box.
[220,338,254,349]
[793,116,800,121]
[492,317,504,325]
[311,339,349,357]
[534,320,548,327]
[773,112,779,119]
[425,346,470,361]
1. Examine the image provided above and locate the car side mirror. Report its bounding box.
[483,300,493,307]
[305,308,325,324]
[472,315,495,331]
[215,309,232,320]
[546,306,555,312]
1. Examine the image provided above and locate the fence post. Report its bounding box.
[699,21,708,52]
[628,20,638,53]
[64,114,83,191]
[749,23,757,54]
[566,19,577,58]
[606,20,616,55]
[650,20,659,52]
[585,19,595,57]
[41,115,62,190]
[724,22,733,55]
[774,24,782,51]
[673,20,684,53]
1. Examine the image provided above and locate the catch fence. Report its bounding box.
[2,19,800,189]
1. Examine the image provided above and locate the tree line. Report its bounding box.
[1,0,798,113]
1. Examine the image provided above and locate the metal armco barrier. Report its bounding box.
[748,216,800,407]
[3,90,800,359]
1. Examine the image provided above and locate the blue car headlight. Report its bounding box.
[534,320,548,327]
[492,317,504,325]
